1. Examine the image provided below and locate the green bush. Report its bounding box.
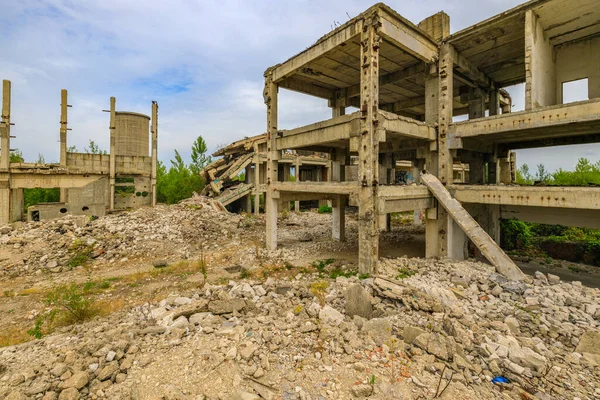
[317,205,332,214]
[45,283,98,324]
[500,219,532,250]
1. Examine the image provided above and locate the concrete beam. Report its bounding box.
[5,172,105,189]
[379,109,436,141]
[501,205,600,230]
[276,112,360,150]
[271,19,363,82]
[451,185,600,210]
[279,77,336,100]
[451,47,493,90]
[448,99,600,144]
[378,11,438,63]
[346,63,426,99]
[273,181,359,195]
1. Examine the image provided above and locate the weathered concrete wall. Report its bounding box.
[28,202,105,221]
[67,153,110,173]
[114,112,150,157]
[114,176,152,210]
[556,35,600,102]
[525,10,556,110]
[66,177,108,213]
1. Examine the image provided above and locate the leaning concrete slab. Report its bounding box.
[421,171,525,281]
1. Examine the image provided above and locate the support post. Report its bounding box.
[489,88,500,116]
[332,195,346,241]
[264,72,279,250]
[109,97,116,211]
[437,42,455,257]
[151,101,158,206]
[1,80,10,170]
[357,15,381,275]
[424,68,439,257]
[0,80,11,224]
[468,88,485,119]
[253,145,260,215]
[60,89,68,202]
[294,153,300,212]
[331,148,347,241]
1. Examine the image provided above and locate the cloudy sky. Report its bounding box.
[0,0,595,172]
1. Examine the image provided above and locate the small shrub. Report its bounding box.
[45,283,98,324]
[198,244,208,286]
[240,268,251,279]
[358,273,371,280]
[500,219,532,250]
[27,316,45,339]
[396,267,416,280]
[317,205,332,214]
[310,280,329,306]
[312,258,335,273]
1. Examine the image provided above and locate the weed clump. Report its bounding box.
[240,267,251,279]
[67,239,94,268]
[310,280,329,307]
[28,282,99,339]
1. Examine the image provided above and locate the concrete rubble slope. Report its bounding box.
[0,199,599,399]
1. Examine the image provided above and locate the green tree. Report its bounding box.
[190,136,211,174]
[536,163,549,183]
[155,136,209,204]
[9,150,24,163]
[516,163,533,185]
[84,140,107,155]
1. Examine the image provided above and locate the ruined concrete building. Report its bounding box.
[252,0,599,278]
[0,81,158,223]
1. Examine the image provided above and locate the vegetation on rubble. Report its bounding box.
[156,135,210,204]
[310,280,329,306]
[27,282,100,339]
[67,239,94,268]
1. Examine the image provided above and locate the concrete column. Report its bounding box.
[332,195,346,241]
[294,153,300,212]
[331,148,347,241]
[151,101,158,206]
[1,80,10,170]
[424,71,439,257]
[498,157,512,184]
[448,218,467,260]
[379,152,393,232]
[253,146,260,215]
[1,80,11,225]
[489,88,500,116]
[265,73,279,250]
[437,42,456,257]
[283,164,290,182]
[60,89,69,203]
[468,154,485,184]
[357,17,380,275]
[10,189,23,222]
[109,97,116,211]
[468,88,485,119]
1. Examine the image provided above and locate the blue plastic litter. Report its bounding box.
[492,376,510,384]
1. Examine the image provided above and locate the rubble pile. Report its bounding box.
[0,195,247,277]
[1,257,599,399]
